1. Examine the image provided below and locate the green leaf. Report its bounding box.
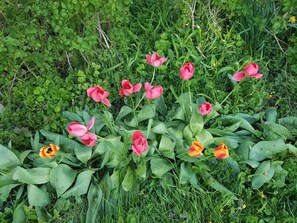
[63,111,83,122]
[61,170,94,198]
[213,137,239,148]
[179,162,197,186]
[74,144,93,164]
[189,108,204,135]
[27,184,50,207]
[252,161,275,189]
[155,95,167,115]
[265,107,277,123]
[50,164,77,197]
[12,167,51,184]
[262,122,292,141]
[30,131,40,151]
[278,116,297,136]
[152,122,168,134]
[121,167,135,191]
[0,144,21,170]
[18,150,32,165]
[86,183,102,223]
[195,129,214,147]
[13,202,26,223]
[249,139,287,161]
[151,158,173,177]
[137,104,156,122]
[0,184,20,200]
[115,106,133,122]
[158,135,175,159]
[171,106,185,121]
[287,144,297,155]
[236,141,254,160]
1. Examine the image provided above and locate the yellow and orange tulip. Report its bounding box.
[213,143,229,159]
[39,144,60,158]
[188,141,204,157]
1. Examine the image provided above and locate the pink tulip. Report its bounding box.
[180,62,195,80]
[131,130,148,156]
[145,82,163,100]
[80,132,97,147]
[232,63,263,82]
[146,52,167,67]
[87,86,111,107]
[199,102,213,115]
[68,117,95,137]
[119,80,142,96]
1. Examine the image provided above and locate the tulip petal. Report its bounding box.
[232,71,246,82]
[102,98,111,107]
[255,73,263,79]
[133,83,142,93]
[132,130,144,142]
[86,117,96,130]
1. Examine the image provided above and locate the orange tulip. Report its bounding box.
[213,143,229,159]
[188,141,204,157]
[39,144,60,158]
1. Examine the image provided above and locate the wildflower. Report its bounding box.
[188,141,204,157]
[289,16,296,23]
[242,204,247,209]
[132,130,148,156]
[220,208,224,212]
[119,80,142,96]
[260,193,266,199]
[214,143,229,159]
[145,82,163,100]
[199,102,213,115]
[87,86,111,107]
[232,63,263,82]
[39,144,60,158]
[80,132,97,147]
[146,52,167,67]
[68,117,95,137]
[180,62,195,80]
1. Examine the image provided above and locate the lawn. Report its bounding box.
[0,0,297,222]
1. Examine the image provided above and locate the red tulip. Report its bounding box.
[119,80,142,96]
[80,132,97,147]
[144,82,163,100]
[87,86,111,107]
[199,102,213,115]
[146,52,167,67]
[180,62,195,80]
[214,143,229,159]
[232,63,263,82]
[68,117,95,137]
[131,130,148,156]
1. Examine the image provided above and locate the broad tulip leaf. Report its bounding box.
[63,111,83,122]
[278,116,297,136]
[86,182,102,223]
[50,164,77,197]
[151,158,173,177]
[74,144,92,164]
[287,144,297,155]
[30,131,40,151]
[189,109,204,135]
[0,184,20,200]
[115,106,133,122]
[159,135,175,159]
[18,150,33,165]
[27,184,50,207]
[249,139,287,161]
[0,144,21,170]
[121,167,134,191]
[213,137,239,148]
[155,95,167,115]
[61,170,94,198]
[171,106,185,121]
[195,129,214,147]
[13,202,26,223]
[152,122,168,134]
[12,167,51,184]
[183,124,193,145]
[252,161,275,189]
[236,140,254,161]
[262,122,292,141]
[110,170,120,190]
[137,104,156,122]
[179,162,197,186]
[265,107,277,123]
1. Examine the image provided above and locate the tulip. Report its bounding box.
[199,102,213,115]
[146,52,167,67]
[145,82,163,100]
[80,132,97,147]
[87,86,111,107]
[131,130,148,156]
[119,80,142,96]
[39,144,60,158]
[188,141,204,157]
[180,62,195,80]
[68,117,95,137]
[213,143,229,159]
[232,63,263,82]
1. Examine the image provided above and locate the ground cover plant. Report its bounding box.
[1,0,297,222]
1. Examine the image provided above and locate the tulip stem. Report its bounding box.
[187,80,193,113]
[150,68,156,84]
[220,80,243,106]
[130,95,138,125]
[134,93,145,111]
